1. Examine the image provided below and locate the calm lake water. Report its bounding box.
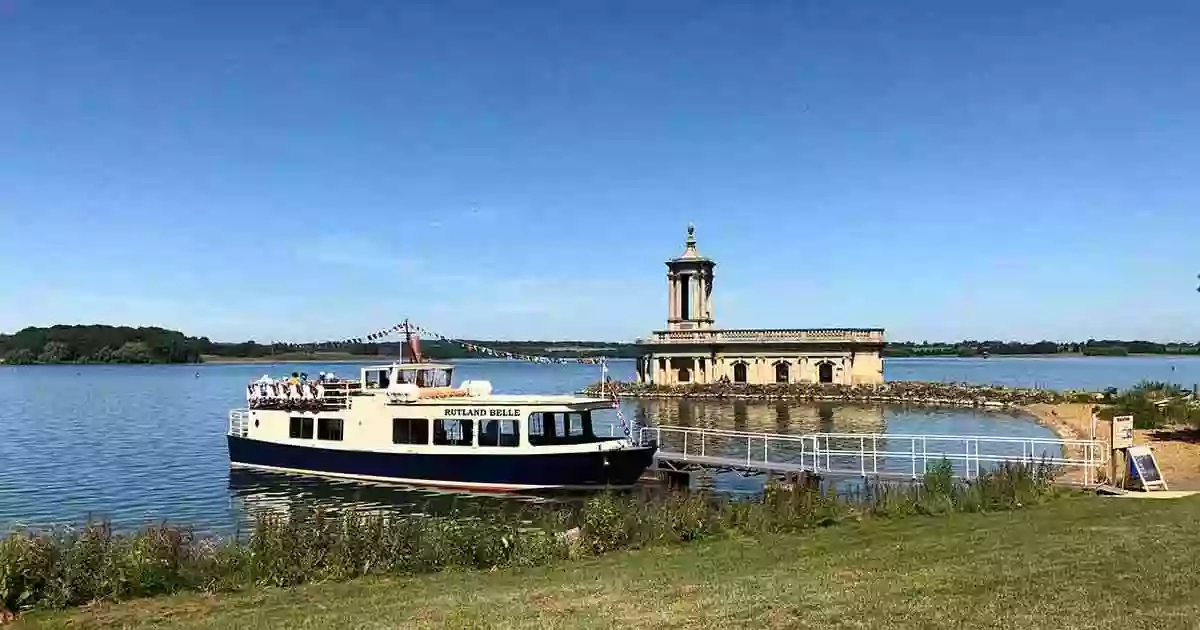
[1,356,1196,533]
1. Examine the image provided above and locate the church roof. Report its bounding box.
[668,223,713,264]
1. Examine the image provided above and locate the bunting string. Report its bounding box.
[270,321,609,366]
[268,319,630,436]
[271,322,413,351]
[408,324,607,365]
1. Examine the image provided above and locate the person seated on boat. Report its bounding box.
[481,420,500,446]
[300,372,309,384]
[289,372,300,386]
[318,371,327,383]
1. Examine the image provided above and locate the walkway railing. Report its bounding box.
[637,425,1107,485]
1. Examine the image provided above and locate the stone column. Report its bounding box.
[672,271,681,319]
[690,275,699,321]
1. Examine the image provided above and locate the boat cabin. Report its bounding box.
[247,362,473,411]
[361,363,455,390]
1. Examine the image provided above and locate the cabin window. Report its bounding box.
[317,418,344,441]
[528,411,594,445]
[565,412,587,437]
[479,420,520,447]
[433,419,473,446]
[529,412,557,445]
[289,416,314,439]
[392,418,429,445]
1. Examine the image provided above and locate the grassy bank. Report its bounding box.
[17,494,1200,629]
[2,463,1053,620]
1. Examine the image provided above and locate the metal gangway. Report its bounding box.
[637,425,1108,486]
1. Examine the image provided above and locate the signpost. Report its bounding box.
[1110,415,1134,487]
[1111,416,1134,449]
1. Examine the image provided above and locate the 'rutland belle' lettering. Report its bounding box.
[443,408,523,418]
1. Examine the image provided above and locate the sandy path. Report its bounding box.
[1023,402,1200,490]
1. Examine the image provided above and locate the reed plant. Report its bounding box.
[0,462,1060,616]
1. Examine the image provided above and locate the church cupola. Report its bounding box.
[665,223,716,331]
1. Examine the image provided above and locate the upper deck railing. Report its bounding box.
[640,328,885,345]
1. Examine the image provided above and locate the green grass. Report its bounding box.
[17,495,1200,629]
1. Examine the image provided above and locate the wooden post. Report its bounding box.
[1111,415,1134,489]
[1109,448,1117,487]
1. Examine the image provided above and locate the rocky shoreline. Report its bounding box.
[582,380,1102,408]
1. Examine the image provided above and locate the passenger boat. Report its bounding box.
[226,357,656,491]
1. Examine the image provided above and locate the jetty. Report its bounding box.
[639,425,1106,486]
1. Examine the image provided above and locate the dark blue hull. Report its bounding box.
[227,436,656,491]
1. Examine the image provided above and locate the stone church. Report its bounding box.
[635,225,885,386]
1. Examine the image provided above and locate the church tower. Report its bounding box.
[665,223,716,331]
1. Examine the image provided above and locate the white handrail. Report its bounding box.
[638,425,1107,482]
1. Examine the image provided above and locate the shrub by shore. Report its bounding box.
[0,462,1056,617]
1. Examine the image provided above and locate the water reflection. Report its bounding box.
[226,469,560,532]
[630,398,887,434]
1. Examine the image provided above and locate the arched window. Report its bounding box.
[774,361,790,384]
[818,362,834,384]
[732,362,748,383]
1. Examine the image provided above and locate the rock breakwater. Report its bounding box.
[583,380,1102,408]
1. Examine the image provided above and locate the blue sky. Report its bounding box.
[2,1,1198,343]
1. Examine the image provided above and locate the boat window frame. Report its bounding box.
[392,417,430,445]
[433,418,474,447]
[527,410,598,446]
[317,417,344,441]
[289,416,314,439]
[363,368,392,390]
[479,419,521,447]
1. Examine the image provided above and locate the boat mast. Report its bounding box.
[403,319,424,364]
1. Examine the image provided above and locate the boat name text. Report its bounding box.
[442,407,523,418]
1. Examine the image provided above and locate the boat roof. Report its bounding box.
[361,362,456,371]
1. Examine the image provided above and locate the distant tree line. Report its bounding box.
[3,325,1198,365]
[0,325,209,364]
[882,340,1200,358]
[0,325,641,365]
[201,339,642,360]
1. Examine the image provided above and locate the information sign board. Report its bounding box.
[1127,445,1168,491]
[1111,415,1134,450]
